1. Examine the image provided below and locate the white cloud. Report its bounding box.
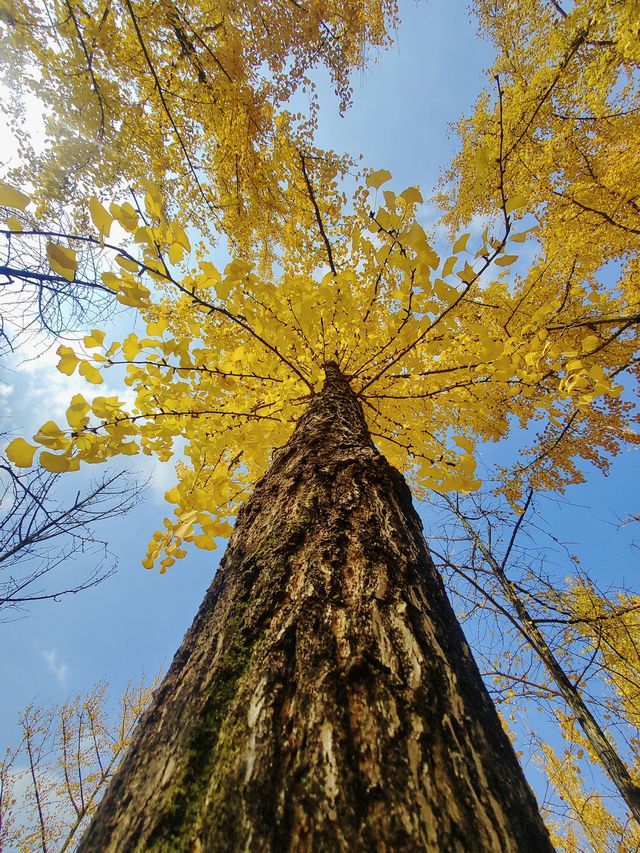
[5,335,136,437]
[0,379,12,427]
[41,647,69,684]
[0,85,47,168]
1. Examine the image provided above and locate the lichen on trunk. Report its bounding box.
[78,362,554,852]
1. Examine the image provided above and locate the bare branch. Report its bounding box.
[0,461,147,617]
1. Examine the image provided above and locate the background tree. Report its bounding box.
[0,199,146,620]
[432,2,640,835]
[0,202,117,355]
[0,676,157,852]
[429,489,640,847]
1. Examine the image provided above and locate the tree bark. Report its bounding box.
[78,363,554,852]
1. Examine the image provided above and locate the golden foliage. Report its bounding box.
[440,0,640,289]
[532,581,640,850]
[3,134,637,569]
[435,492,640,842]
[563,579,640,748]
[438,0,640,494]
[0,0,397,254]
[537,733,640,853]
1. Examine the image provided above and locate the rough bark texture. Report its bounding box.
[78,363,554,852]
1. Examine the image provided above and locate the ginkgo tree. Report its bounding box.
[1,110,638,843]
[538,578,640,851]
[0,676,158,851]
[2,0,639,846]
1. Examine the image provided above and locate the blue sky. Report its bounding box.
[1,0,638,831]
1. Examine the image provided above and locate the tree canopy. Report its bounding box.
[2,139,636,572]
[0,0,396,252]
[439,0,640,406]
[2,2,636,546]
[440,0,640,292]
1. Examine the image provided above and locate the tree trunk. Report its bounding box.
[78,363,553,852]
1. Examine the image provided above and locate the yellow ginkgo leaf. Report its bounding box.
[366,168,392,190]
[208,521,234,537]
[110,202,139,232]
[115,254,140,273]
[6,215,22,232]
[435,278,459,303]
[122,333,140,361]
[134,226,154,245]
[101,271,121,290]
[459,477,482,494]
[39,451,73,473]
[79,360,103,384]
[56,345,80,376]
[494,254,518,267]
[143,260,167,283]
[454,435,474,453]
[47,242,77,282]
[140,178,163,206]
[0,181,30,210]
[6,437,38,467]
[582,335,600,353]
[118,441,139,455]
[147,317,168,337]
[399,186,423,205]
[505,195,527,215]
[172,222,191,252]
[168,242,184,265]
[457,261,477,284]
[66,394,90,429]
[33,421,68,450]
[89,196,113,239]
[453,233,470,254]
[457,453,477,475]
[474,146,491,181]
[83,328,106,348]
[442,256,457,278]
[215,278,233,301]
[175,521,194,539]
[192,534,217,551]
[510,228,536,243]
